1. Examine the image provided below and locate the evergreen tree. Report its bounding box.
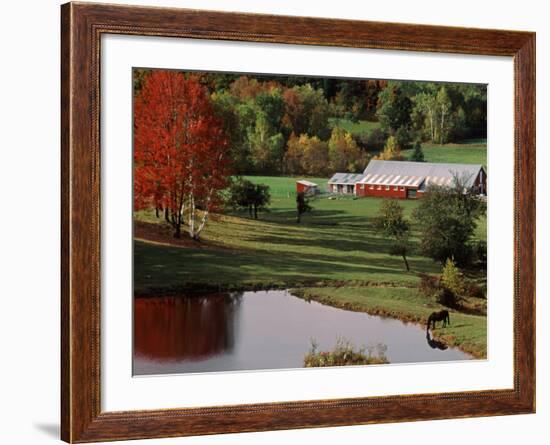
[410,141,425,162]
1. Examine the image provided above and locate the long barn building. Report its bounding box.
[328,160,486,199]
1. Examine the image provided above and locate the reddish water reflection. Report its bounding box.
[134,293,241,363]
[134,290,473,375]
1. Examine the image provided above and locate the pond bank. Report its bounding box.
[291,286,486,359]
[134,279,418,297]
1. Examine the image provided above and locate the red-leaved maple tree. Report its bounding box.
[134,71,231,239]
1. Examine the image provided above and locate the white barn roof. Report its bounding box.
[328,173,365,185]
[296,180,318,187]
[361,160,484,189]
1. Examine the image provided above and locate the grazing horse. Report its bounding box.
[426,310,450,331]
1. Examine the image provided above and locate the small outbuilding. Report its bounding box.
[327,173,365,195]
[296,180,320,195]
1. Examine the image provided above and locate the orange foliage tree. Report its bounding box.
[134,70,231,239]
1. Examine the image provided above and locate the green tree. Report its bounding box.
[241,90,287,174]
[413,174,486,266]
[211,92,251,173]
[248,114,285,174]
[436,87,452,143]
[228,178,271,219]
[375,200,412,271]
[410,140,425,162]
[296,192,312,223]
[376,82,413,134]
[413,90,438,142]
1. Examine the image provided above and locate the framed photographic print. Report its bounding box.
[61,2,535,442]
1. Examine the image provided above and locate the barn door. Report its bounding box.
[406,188,417,199]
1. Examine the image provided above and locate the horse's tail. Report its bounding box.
[426,316,432,331]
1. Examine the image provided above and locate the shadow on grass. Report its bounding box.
[134,239,437,292]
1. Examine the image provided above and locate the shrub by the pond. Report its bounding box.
[418,273,441,300]
[304,338,388,367]
[419,259,475,309]
[465,282,486,299]
[441,258,466,297]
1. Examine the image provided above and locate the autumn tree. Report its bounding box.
[134,70,231,240]
[328,127,365,172]
[283,84,331,140]
[284,133,329,176]
[373,136,404,161]
[441,257,466,298]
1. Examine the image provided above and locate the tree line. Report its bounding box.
[134,70,487,179]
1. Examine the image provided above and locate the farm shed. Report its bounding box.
[296,180,320,195]
[327,173,365,195]
[356,160,486,199]
[331,160,486,199]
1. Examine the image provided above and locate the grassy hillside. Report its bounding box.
[134,196,434,293]
[134,190,485,292]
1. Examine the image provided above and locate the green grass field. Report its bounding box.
[242,176,329,197]
[135,188,486,291]
[403,139,487,168]
[134,195,435,292]
[328,120,487,169]
[329,118,380,137]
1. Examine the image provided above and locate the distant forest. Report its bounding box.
[133,69,487,177]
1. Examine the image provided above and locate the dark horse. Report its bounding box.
[426,331,448,350]
[426,310,450,331]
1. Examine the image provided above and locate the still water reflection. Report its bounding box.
[133,290,472,375]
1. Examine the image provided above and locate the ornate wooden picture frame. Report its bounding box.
[61,2,535,442]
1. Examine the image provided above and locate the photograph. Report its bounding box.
[132,68,488,375]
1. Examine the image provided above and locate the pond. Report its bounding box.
[133,290,472,375]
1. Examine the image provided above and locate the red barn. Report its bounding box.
[330,160,486,199]
[296,180,320,195]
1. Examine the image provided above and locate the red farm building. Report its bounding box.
[328,160,486,199]
[296,180,320,195]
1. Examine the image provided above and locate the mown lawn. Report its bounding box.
[134,189,486,293]
[243,175,329,197]
[292,286,487,358]
[134,196,438,293]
